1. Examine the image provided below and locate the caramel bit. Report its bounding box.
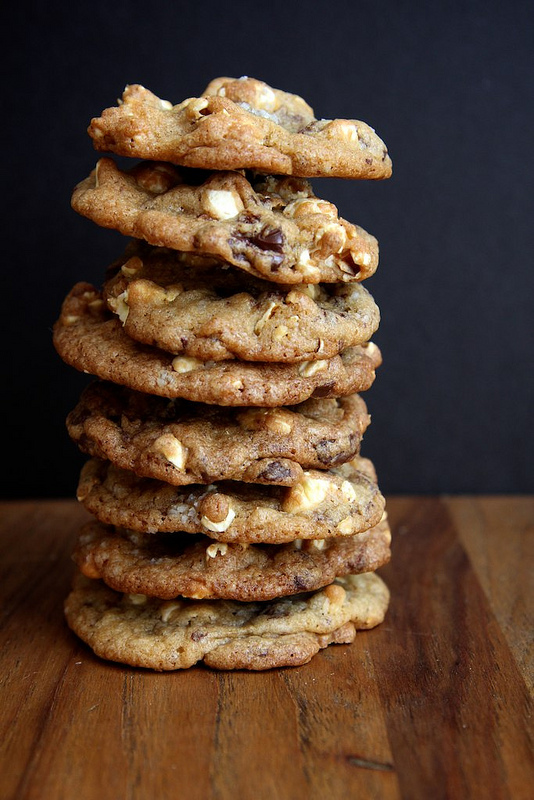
[200,494,235,532]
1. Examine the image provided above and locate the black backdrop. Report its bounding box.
[2,0,533,498]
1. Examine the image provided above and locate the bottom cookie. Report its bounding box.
[64,571,389,671]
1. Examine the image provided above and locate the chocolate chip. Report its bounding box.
[190,630,207,641]
[258,461,293,482]
[293,575,309,591]
[249,226,285,253]
[312,381,335,398]
[315,438,353,466]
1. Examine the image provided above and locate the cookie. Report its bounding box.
[64,571,390,670]
[88,78,392,180]
[67,382,371,486]
[73,160,379,284]
[72,516,391,601]
[103,243,380,361]
[53,283,382,406]
[76,456,385,543]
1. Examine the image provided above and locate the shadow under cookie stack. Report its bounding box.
[54,76,392,671]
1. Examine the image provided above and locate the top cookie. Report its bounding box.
[88,77,392,179]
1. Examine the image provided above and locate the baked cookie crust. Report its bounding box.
[88,78,392,180]
[67,382,371,486]
[76,456,385,543]
[64,571,390,670]
[102,242,380,361]
[72,517,391,601]
[72,160,379,283]
[53,283,381,406]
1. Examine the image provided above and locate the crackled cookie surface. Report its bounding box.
[53,284,381,406]
[73,160,379,283]
[76,456,384,543]
[88,78,392,179]
[64,571,390,670]
[73,517,391,601]
[67,382,371,486]
[103,243,380,361]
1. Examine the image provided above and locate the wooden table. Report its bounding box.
[1,497,532,799]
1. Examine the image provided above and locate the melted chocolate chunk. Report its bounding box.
[249,226,285,253]
[312,381,335,398]
[258,461,293,483]
[315,438,354,466]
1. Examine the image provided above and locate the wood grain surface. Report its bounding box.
[0,496,532,800]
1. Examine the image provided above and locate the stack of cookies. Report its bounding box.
[54,77,392,671]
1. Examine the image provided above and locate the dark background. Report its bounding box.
[3,0,533,498]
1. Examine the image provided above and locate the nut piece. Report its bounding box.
[120,256,143,276]
[203,189,244,220]
[264,411,293,435]
[185,97,209,118]
[236,408,293,435]
[336,517,353,535]
[298,360,328,378]
[200,493,236,532]
[163,284,184,302]
[205,542,229,559]
[126,593,147,605]
[154,434,187,470]
[340,480,357,502]
[171,356,204,373]
[254,300,279,334]
[108,290,129,323]
[160,601,182,622]
[282,473,331,513]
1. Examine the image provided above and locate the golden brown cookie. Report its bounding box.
[76,456,385,543]
[88,78,392,180]
[72,160,379,283]
[64,571,390,670]
[102,242,380,361]
[72,516,391,601]
[67,382,371,486]
[53,283,382,406]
